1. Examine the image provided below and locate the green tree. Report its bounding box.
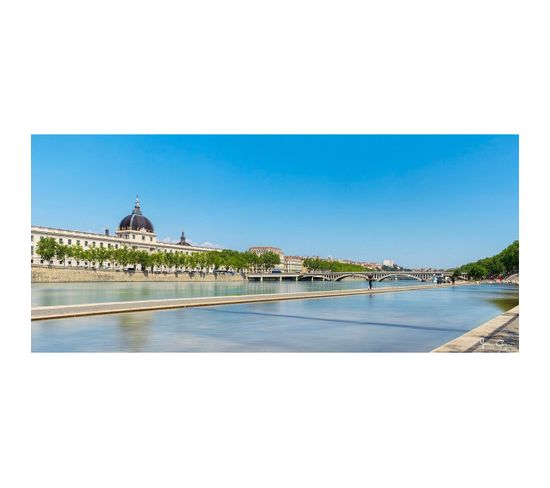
[466,263,488,280]
[95,247,110,269]
[80,248,93,267]
[86,247,98,267]
[500,240,519,274]
[457,241,519,278]
[35,237,58,264]
[70,244,85,266]
[55,243,69,266]
[303,257,367,273]
[164,251,177,271]
[153,251,168,271]
[173,252,185,271]
[243,252,259,272]
[133,250,151,272]
[196,252,209,273]
[113,247,131,269]
[260,252,281,271]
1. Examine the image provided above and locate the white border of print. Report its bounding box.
[1,1,548,488]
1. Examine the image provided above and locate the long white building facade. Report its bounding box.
[31,197,217,269]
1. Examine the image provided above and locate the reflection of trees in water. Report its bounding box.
[116,312,154,352]
[486,297,519,312]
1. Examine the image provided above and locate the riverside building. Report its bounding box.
[31,197,217,268]
[247,247,304,273]
[248,246,285,272]
[283,256,304,273]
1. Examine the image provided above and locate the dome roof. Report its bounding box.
[118,196,155,233]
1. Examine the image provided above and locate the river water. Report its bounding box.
[31,282,518,352]
[31,278,430,307]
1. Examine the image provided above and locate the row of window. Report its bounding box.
[120,233,153,242]
[31,259,116,267]
[31,247,195,258]
[32,235,123,249]
[31,246,192,256]
[32,234,194,255]
[32,234,153,246]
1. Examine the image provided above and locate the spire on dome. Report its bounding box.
[132,194,142,215]
[179,229,190,246]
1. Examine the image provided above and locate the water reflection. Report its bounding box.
[32,284,519,353]
[32,279,432,307]
[116,312,154,352]
[484,298,519,311]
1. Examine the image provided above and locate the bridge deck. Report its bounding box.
[247,271,460,282]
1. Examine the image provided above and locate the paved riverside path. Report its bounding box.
[432,305,519,353]
[31,282,469,321]
[470,315,519,352]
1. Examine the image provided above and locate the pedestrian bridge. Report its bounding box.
[247,271,467,282]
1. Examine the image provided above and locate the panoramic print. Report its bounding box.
[31,135,519,352]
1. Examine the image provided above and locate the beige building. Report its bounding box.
[247,247,304,273]
[248,246,284,257]
[31,197,217,269]
[248,246,285,271]
[283,255,304,273]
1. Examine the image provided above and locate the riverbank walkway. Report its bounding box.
[31,282,470,321]
[432,305,519,353]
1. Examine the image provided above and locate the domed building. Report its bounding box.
[31,195,219,269]
[116,196,157,243]
[118,196,155,233]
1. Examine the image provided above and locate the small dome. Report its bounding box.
[118,196,154,233]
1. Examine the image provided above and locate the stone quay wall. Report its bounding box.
[31,266,245,283]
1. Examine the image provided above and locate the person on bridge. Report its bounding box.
[368,275,373,290]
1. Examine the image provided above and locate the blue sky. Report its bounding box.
[31,135,518,269]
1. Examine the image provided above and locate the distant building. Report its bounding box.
[248,246,284,257]
[283,255,304,273]
[247,248,305,273]
[248,246,285,271]
[383,259,395,267]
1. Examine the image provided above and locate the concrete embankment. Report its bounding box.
[31,265,245,283]
[432,305,519,353]
[31,282,469,321]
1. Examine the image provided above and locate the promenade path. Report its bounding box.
[471,315,519,352]
[432,305,519,353]
[31,282,468,321]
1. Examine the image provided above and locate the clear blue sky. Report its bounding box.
[31,135,518,269]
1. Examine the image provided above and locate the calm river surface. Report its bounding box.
[32,279,432,307]
[32,283,518,352]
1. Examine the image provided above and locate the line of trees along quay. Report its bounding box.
[34,238,281,274]
[450,240,519,280]
[303,257,374,273]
